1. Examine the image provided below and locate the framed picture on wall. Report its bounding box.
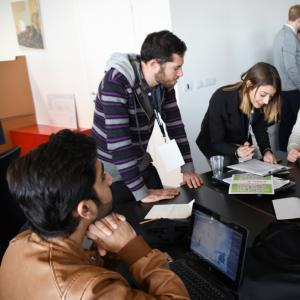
[11,0,44,49]
[46,94,79,129]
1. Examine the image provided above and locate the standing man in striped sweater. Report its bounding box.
[92,30,202,204]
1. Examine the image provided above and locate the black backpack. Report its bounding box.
[239,222,300,300]
[140,218,190,250]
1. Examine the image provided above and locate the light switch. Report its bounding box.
[196,80,204,89]
[204,77,216,86]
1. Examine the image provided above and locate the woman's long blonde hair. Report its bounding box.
[224,62,281,123]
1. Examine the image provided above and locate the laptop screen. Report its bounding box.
[190,209,244,282]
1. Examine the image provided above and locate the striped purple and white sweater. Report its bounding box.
[92,53,195,201]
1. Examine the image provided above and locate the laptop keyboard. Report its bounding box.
[170,259,231,300]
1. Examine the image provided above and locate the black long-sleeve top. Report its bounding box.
[196,87,271,160]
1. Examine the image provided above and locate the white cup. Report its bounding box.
[210,155,224,178]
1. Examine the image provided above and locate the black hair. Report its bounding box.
[6,129,98,238]
[140,30,187,63]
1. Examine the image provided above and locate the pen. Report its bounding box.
[139,219,157,225]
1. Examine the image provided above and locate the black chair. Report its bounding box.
[0,147,26,262]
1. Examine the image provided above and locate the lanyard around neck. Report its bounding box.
[153,108,167,142]
[152,87,167,142]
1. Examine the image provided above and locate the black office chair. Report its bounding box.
[0,147,26,262]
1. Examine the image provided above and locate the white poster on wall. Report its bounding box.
[46,94,78,129]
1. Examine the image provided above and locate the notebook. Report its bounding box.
[227,159,291,176]
[170,202,248,300]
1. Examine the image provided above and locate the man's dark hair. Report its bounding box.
[140,30,187,63]
[6,129,98,238]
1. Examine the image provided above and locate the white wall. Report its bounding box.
[170,0,298,173]
[0,0,171,129]
[0,0,181,186]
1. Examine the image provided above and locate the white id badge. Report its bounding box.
[157,139,185,172]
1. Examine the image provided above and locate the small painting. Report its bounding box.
[11,0,44,49]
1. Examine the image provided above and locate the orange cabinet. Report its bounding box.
[10,125,91,155]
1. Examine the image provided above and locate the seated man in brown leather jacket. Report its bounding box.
[0,129,189,300]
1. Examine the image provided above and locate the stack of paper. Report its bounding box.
[224,174,290,191]
[229,173,274,194]
[228,159,291,176]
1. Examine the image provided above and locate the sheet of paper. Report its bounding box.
[229,173,274,194]
[157,139,185,172]
[47,94,78,129]
[144,200,194,220]
[272,197,300,220]
[224,174,290,190]
[227,159,291,176]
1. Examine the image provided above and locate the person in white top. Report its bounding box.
[287,109,300,162]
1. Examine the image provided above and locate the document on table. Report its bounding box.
[224,174,290,191]
[229,173,274,194]
[227,159,291,176]
[272,197,300,220]
[144,200,195,220]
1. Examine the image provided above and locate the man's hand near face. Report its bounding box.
[87,213,136,256]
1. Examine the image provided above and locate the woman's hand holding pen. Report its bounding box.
[236,142,255,160]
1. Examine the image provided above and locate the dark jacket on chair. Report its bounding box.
[196,87,271,160]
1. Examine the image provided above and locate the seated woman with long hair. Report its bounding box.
[196,62,281,166]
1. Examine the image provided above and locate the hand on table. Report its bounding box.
[140,188,179,203]
[181,171,203,188]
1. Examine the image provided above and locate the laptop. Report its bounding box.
[170,202,248,300]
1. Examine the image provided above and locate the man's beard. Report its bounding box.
[155,68,176,88]
[94,196,113,221]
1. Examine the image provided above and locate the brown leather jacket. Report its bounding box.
[0,231,189,299]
